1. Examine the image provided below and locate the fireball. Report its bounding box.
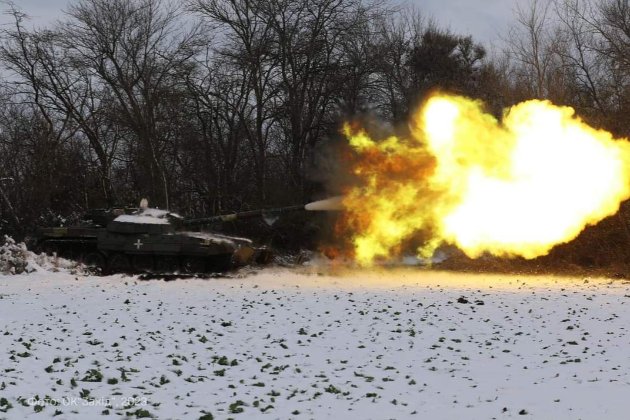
[340,94,630,266]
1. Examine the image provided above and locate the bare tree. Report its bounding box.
[0,9,121,204]
[506,0,566,100]
[260,0,375,199]
[589,0,630,135]
[183,49,253,213]
[333,9,384,116]
[594,0,630,73]
[370,10,487,121]
[371,10,427,121]
[0,7,74,147]
[555,0,609,115]
[62,0,203,209]
[190,0,279,204]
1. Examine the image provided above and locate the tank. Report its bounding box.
[33,205,306,274]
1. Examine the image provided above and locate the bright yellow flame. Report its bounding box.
[340,94,630,265]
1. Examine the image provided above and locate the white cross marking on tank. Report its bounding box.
[134,239,143,250]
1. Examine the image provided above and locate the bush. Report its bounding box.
[0,236,32,274]
[0,235,81,275]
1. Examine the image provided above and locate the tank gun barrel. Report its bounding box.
[183,204,306,226]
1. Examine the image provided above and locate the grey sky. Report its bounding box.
[415,0,521,47]
[0,0,521,46]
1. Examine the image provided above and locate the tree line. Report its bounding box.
[0,0,629,253]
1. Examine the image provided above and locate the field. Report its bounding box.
[0,267,628,419]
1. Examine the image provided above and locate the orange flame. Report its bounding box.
[340,93,630,266]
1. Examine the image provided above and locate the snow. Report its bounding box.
[114,208,182,225]
[181,231,253,245]
[0,268,629,419]
[114,215,170,225]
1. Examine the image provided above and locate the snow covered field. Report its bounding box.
[1,267,629,419]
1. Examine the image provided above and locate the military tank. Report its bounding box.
[33,203,309,274]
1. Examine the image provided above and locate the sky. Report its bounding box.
[415,0,521,47]
[0,0,522,47]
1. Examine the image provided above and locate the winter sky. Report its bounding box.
[0,0,523,47]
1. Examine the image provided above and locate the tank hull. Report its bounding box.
[35,222,262,275]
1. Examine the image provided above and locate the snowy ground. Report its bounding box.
[0,267,629,419]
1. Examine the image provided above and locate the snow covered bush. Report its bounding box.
[0,235,81,275]
[0,236,32,274]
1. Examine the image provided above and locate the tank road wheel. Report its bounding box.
[206,254,234,272]
[155,256,180,274]
[84,252,106,274]
[233,246,255,266]
[107,253,131,274]
[182,257,206,274]
[255,248,274,265]
[132,255,154,273]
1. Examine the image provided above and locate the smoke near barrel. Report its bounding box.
[335,93,630,266]
[305,196,343,211]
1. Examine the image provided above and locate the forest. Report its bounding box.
[1,0,630,259]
